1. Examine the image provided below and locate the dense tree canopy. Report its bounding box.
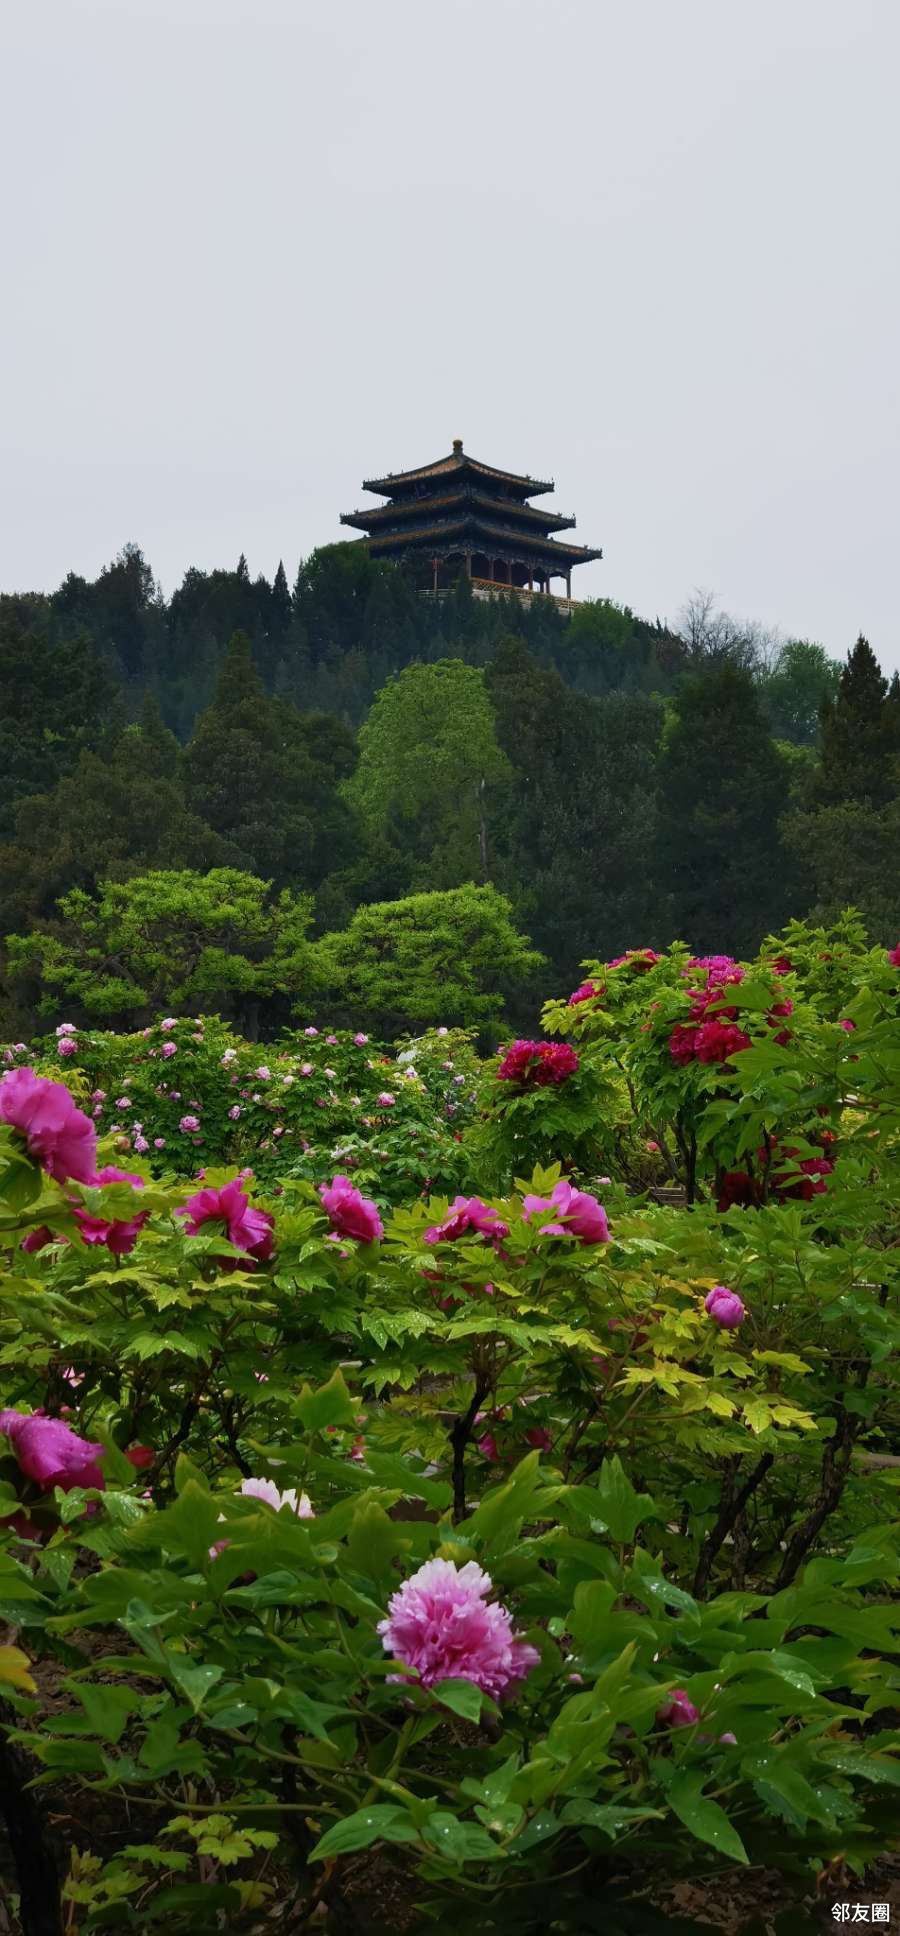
[2,539,899,1041]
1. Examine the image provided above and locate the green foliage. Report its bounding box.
[6,869,314,1028]
[0,912,897,1927]
[309,884,545,1037]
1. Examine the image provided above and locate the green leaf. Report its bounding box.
[310,1804,419,1860]
[167,1659,223,1712]
[666,1769,748,1865]
[591,1457,657,1543]
[296,1368,359,1432]
[423,1811,504,1864]
[433,1679,483,1722]
[69,1683,137,1744]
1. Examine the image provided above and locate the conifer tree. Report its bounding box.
[816,635,898,807]
[655,659,795,955]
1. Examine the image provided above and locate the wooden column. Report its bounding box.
[432,557,439,594]
[566,571,571,603]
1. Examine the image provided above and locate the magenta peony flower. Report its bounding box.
[74,1166,148,1256]
[656,1688,700,1728]
[693,1019,752,1065]
[378,1557,539,1701]
[523,1179,610,1245]
[240,1475,313,1516]
[704,1285,746,1329]
[179,1178,274,1265]
[608,948,660,973]
[0,1068,97,1184]
[320,1175,383,1243]
[568,979,601,1006]
[497,1040,579,1087]
[0,1410,105,1493]
[424,1195,509,1246]
[57,1037,78,1057]
[888,943,900,967]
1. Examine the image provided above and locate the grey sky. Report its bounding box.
[2,0,898,668]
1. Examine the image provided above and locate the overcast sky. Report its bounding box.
[2,0,898,667]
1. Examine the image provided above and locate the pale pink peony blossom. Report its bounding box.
[378,1557,539,1701]
[240,1475,314,1517]
[179,1114,201,1133]
[57,1038,78,1057]
[55,1023,77,1037]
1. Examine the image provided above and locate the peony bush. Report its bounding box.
[0,913,896,1932]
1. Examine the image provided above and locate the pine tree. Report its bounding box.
[816,635,898,807]
[655,659,797,955]
[271,560,292,634]
[183,632,357,888]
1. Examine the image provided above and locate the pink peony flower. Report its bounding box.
[326,1034,338,1045]
[656,1689,700,1728]
[74,1166,148,1255]
[425,1195,509,1246]
[153,1137,166,1149]
[376,1091,395,1107]
[240,1475,314,1516]
[133,1135,149,1154]
[228,1104,242,1119]
[300,1062,314,1077]
[179,1114,201,1133]
[221,1048,237,1065]
[161,1042,177,1059]
[160,1019,178,1032]
[179,1178,274,1265]
[303,1027,319,1038]
[378,1557,539,1701]
[497,1040,579,1087]
[0,1410,105,1493]
[115,1097,131,1110]
[57,1037,78,1057]
[522,1180,610,1246]
[608,948,660,973]
[20,1225,56,1253]
[887,943,900,967]
[525,1425,553,1451]
[839,1018,857,1033]
[320,1174,384,1243]
[55,1023,77,1037]
[0,1068,97,1184]
[353,1032,369,1046]
[255,1066,271,1080]
[704,1285,746,1329]
[568,979,601,1006]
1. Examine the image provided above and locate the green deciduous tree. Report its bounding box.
[5,868,313,1032]
[346,659,512,890]
[760,638,841,745]
[309,883,544,1037]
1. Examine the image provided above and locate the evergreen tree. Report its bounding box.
[183,631,358,888]
[655,659,797,955]
[815,635,899,807]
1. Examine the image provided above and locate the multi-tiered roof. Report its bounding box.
[340,440,601,600]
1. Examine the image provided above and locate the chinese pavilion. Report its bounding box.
[340,439,601,603]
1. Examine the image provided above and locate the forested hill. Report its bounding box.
[2,540,899,1039]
